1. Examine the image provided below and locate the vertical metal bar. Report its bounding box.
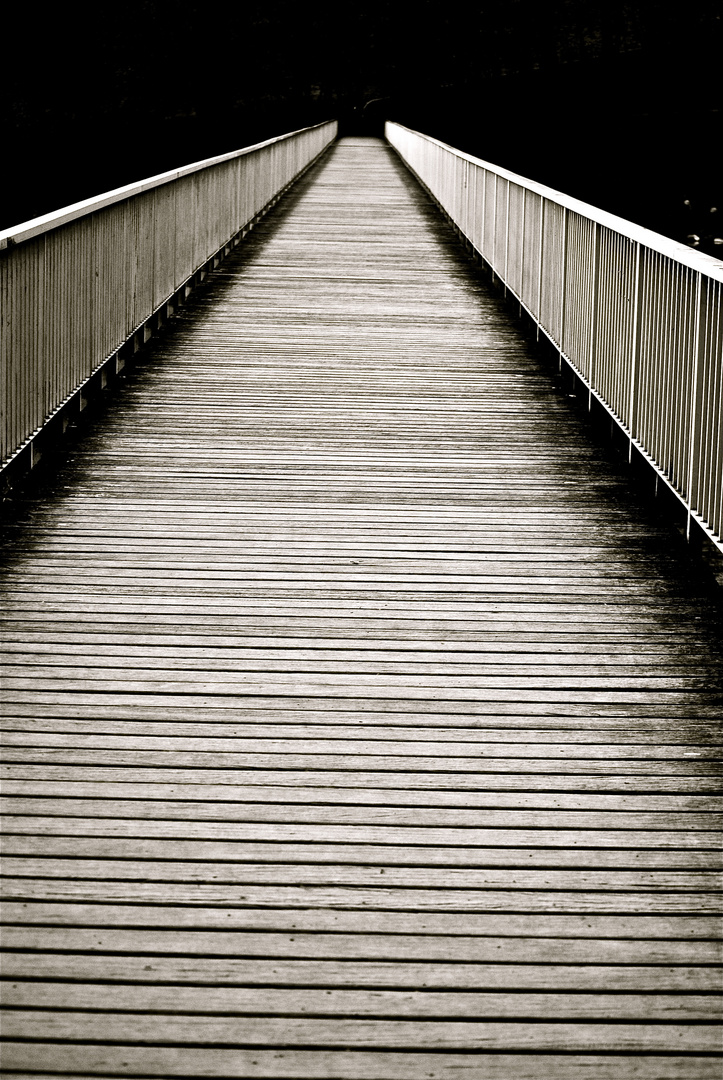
[627,241,643,463]
[588,222,601,410]
[491,174,498,281]
[686,272,705,539]
[519,188,527,310]
[480,167,487,261]
[536,200,545,341]
[503,180,510,296]
[558,207,569,370]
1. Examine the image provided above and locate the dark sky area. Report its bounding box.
[2,1,721,254]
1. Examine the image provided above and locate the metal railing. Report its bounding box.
[387,121,723,551]
[0,120,337,471]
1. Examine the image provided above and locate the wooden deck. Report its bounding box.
[1,136,721,1078]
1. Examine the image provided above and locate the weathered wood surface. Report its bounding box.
[1,136,721,1078]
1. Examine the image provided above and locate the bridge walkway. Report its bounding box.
[1,136,721,1079]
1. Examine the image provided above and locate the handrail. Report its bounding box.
[0,124,337,251]
[386,121,723,552]
[1,120,338,470]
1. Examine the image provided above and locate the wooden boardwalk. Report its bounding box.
[1,136,722,1078]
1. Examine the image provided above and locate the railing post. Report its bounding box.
[627,241,643,463]
[480,168,487,263]
[519,188,527,315]
[686,271,706,540]
[463,157,469,238]
[558,207,569,371]
[536,199,545,341]
[491,174,498,283]
[588,222,601,411]
[503,181,510,296]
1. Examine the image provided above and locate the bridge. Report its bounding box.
[1,122,722,1079]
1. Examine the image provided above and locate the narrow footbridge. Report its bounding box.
[1,126,722,1079]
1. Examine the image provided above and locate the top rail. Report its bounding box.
[1,120,338,469]
[386,124,723,283]
[0,124,336,251]
[386,121,723,551]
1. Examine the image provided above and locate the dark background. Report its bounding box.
[3,1,721,255]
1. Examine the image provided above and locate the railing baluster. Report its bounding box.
[503,179,510,296]
[536,199,545,341]
[559,206,569,370]
[588,221,601,411]
[519,187,527,315]
[687,271,705,540]
[628,241,643,462]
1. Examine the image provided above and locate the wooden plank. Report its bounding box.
[3,836,720,868]
[3,878,720,912]
[3,982,720,1020]
[5,630,708,656]
[1,748,717,773]
[3,669,717,694]
[2,785,718,811]
[1,1011,719,1050]
[0,546,693,565]
[2,591,713,615]
[3,903,717,937]
[5,697,721,720]
[2,616,714,642]
[4,812,720,844]
[4,732,720,759]
[2,596,714,622]
[5,718,721,741]
[2,953,718,990]
[0,630,704,652]
[1,561,693,582]
[6,856,720,889]
[0,1049,719,1079]
[3,926,719,962]
[4,764,721,792]
[6,650,718,681]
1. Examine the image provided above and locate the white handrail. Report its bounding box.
[387,121,723,551]
[1,120,338,469]
[0,125,336,251]
[386,124,723,283]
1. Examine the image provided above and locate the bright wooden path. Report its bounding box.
[1,136,722,1078]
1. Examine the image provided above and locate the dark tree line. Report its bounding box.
[3,1,720,252]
